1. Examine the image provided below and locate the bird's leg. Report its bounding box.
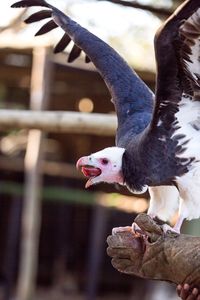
[147,212,156,219]
[173,215,185,233]
[162,215,185,234]
[162,224,180,234]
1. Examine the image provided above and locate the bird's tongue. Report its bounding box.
[81,166,101,178]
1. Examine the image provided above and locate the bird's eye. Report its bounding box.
[101,158,109,165]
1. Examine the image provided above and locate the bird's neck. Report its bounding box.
[122,149,147,193]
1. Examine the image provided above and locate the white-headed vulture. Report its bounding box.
[12,0,200,233]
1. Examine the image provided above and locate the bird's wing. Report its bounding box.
[134,0,200,186]
[150,0,200,132]
[11,0,154,147]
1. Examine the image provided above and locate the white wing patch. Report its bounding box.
[173,95,200,161]
[187,38,200,82]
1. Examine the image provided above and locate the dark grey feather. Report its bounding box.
[54,33,71,54]
[85,55,91,63]
[24,10,52,24]
[35,20,58,36]
[11,0,48,8]
[68,45,82,63]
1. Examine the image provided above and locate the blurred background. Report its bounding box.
[0,0,197,300]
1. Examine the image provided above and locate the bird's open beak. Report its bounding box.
[76,156,102,188]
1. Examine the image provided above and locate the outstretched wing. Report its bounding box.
[12,0,154,147]
[137,0,200,186]
[151,0,200,131]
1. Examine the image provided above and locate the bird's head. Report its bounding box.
[76,147,125,188]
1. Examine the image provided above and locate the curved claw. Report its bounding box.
[112,226,133,236]
[132,222,143,234]
[162,224,180,235]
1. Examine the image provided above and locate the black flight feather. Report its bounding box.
[54,33,71,54]
[68,45,82,63]
[35,20,58,36]
[85,55,91,63]
[11,0,48,8]
[24,10,52,24]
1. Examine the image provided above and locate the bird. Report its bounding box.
[11,0,200,233]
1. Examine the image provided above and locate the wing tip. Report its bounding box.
[53,48,60,54]
[11,0,49,8]
[34,31,41,37]
[24,10,52,24]
[11,2,23,8]
[85,55,91,63]
[67,57,73,63]
[54,46,64,54]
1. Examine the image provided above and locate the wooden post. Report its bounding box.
[16,47,52,300]
[86,205,109,300]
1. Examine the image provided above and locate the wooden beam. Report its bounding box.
[0,110,117,136]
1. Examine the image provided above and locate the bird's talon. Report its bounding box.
[162,224,180,235]
[131,222,144,235]
[112,226,133,236]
